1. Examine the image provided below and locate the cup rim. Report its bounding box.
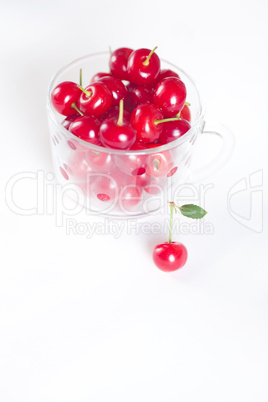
[47,51,205,155]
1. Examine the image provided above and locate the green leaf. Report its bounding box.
[179,204,207,219]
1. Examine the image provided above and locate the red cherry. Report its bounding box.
[62,114,80,129]
[120,184,142,210]
[109,47,133,80]
[127,47,160,85]
[97,76,127,106]
[100,118,136,150]
[92,174,119,202]
[77,82,113,117]
[128,85,154,110]
[51,81,82,116]
[91,72,111,83]
[130,104,163,143]
[69,116,101,145]
[180,104,191,122]
[159,118,191,144]
[153,242,188,272]
[153,77,187,117]
[147,150,173,177]
[100,100,136,150]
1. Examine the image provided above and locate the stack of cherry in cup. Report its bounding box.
[51,47,191,209]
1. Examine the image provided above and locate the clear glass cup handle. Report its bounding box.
[190,122,235,182]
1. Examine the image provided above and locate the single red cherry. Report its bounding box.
[127,47,160,85]
[51,81,82,116]
[109,47,133,80]
[62,114,80,129]
[153,77,187,117]
[97,76,127,106]
[92,173,119,202]
[153,202,188,272]
[159,118,191,144]
[180,104,191,122]
[91,72,111,83]
[77,82,113,117]
[130,104,163,143]
[153,242,188,272]
[119,184,143,211]
[69,116,101,145]
[100,100,136,150]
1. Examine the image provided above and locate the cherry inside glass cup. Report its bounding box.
[47,52,234,218]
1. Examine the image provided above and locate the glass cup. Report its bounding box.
[47,52,234,218]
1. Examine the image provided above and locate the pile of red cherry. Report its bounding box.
[51,46,191,151]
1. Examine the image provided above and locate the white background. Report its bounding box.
[1,0,268,401]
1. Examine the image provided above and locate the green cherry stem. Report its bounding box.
[77,85,92,98]
[143,46,158,66]
[168,202,176,243]
[71,102,83,116]
[79,69,82,87]
[155,117,180,125]
[117,99,124,126]
[185,101,191,106]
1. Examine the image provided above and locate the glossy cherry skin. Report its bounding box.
[109,47,133,80]
[128,85,154,110]
[99,117,136,150]
[97,76,127,106]
[153,242,188,272]
[131,104,163,143]
[69,115,101,145]
[153,77,187,117]
[159,118,191,144]
[127,48,160,85]
[77,82,113,117]
[180,104,191,122]
[51,81,81,116]
[91,72,111,83]
[62,114,80,129]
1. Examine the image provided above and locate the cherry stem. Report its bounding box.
[143,46,158,66]
[79,69,82,87]
[77,85,92,98]
[71,102,83,116]
[154,117,180,125]
[109,45,112,55]
[117,99,124,126]
[185,101,191,106]
[168,202,175,243]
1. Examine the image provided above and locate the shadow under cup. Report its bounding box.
[47,52,205,218]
